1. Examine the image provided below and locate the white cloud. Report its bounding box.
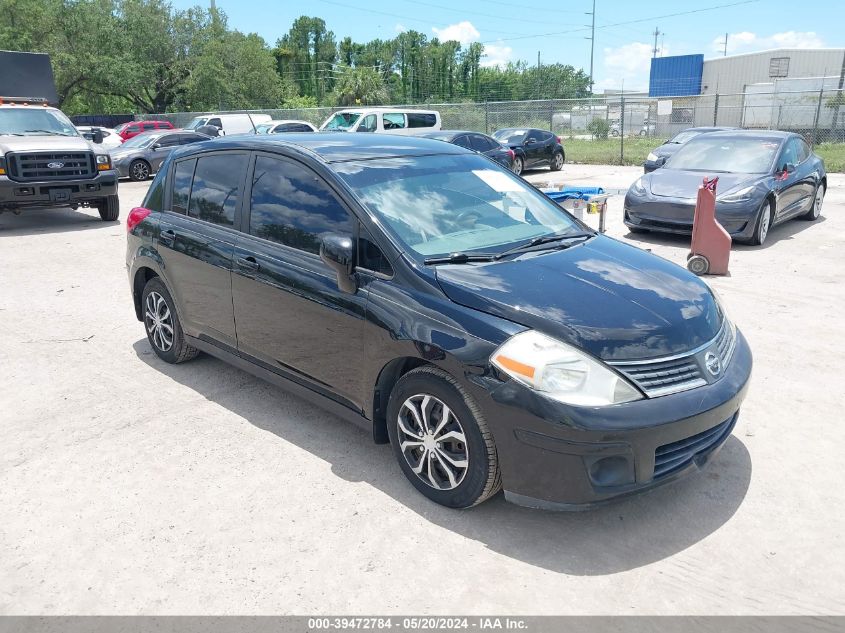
[712,31,825,55]
[481,43,513,68]
[432,21,480,46]
[395,23,407,34]
[599,42,659,91]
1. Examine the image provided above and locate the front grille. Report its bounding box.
[6,151,95,181]
[653,414,735,479]
[610,320,736,398]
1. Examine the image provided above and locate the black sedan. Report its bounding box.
[413,130,514,170]
[109,130,210,181]
[643,126,734,172]
[493,128,565,175]
[625,131,826,246]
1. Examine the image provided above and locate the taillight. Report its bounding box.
[556,136,562,144]
[508,149,515,159]
[126,206,151,233]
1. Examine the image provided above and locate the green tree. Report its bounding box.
[274,17,337,104]
[332,66,388,106]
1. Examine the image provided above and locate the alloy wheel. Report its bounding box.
[131,161,150,180]
[397,394,469,490]
[513,157,523,175]
[813,187,824,218]
[553,153,563,169]
[145,291,174,352]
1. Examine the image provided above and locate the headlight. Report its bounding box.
[646,152,658,161]
[491,330,642,406]
[718,185,755,203]
[95,154,112,171]
[630,176,648,196]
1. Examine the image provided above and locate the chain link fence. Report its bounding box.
[135,88,845,169]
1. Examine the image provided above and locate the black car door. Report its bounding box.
[522,130,545,167]
[231,153,368,412]
[155,152,249,349]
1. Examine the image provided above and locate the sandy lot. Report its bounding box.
[1,164,843,615]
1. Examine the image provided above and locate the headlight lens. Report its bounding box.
[718,185,755,203]
[646,152,658,161]
[630,176,648,196]
[95,154,111,170]
[491,330,642,406]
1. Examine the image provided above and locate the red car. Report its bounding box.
[116,120,174,141]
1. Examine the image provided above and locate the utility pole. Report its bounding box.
[585,0,596,94]
[536,51,541,100]
[723,32,728,56]
[652,27,662,58]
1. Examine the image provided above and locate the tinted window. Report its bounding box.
[493,129,526,145]
[383,113,405,130]
[208,118,222,128]
[127,125,140,133]
[248,156,352,254]
[142,122,156,130]
[157,134,182,147]
[797,138,811,163]
[470,135,496,152]
[144,169,166,212]
[295,124,314,132]
[781,139,800,167]
[358,225,393,276]
[188,154,248,226]
[407,113,436,128]
[179,133,206,144]
[171,159,196,215]
[452,135,473,149]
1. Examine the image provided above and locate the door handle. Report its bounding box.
[159,229,176,245]
[236,256,260,271]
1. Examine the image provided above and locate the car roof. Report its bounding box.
[696,129,795,141]
[182,132,468,163]
[413,130,485,140]
[266,120,314,125]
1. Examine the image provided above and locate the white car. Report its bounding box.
[76,126,123,150]
[254,120,317,134]
[319,108,441,134]
[183,113,272,136]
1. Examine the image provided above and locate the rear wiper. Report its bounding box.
[424,252,500,265]
[24,129,73,136]
[495,231,595,258]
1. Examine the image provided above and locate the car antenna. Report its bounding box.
[247,113,257,134]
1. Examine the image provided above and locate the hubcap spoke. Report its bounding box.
[145,291,173,352]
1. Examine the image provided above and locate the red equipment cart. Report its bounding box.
[687,177,731,276]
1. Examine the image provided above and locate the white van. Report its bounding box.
[184,113,272,136]
[319,108,441,134]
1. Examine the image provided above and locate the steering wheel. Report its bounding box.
[455,210,483,226]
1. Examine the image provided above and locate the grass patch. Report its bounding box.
[815,143,845,173]
[563,138,845,172]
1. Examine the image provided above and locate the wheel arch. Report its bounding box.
[371,356,433,444]
[132,266,160,321]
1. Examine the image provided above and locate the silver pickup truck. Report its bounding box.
[0,100,119,221]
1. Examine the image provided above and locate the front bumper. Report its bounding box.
[624,193,759,240]
[0,171,118,211]
[471,330,752,509]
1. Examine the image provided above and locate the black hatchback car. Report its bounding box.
[127,134,751,510]
[493,128,565,175]
[412,130,514,171]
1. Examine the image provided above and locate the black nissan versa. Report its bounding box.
[126,134,752,510]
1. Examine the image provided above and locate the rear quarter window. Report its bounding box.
[407,113,437,128]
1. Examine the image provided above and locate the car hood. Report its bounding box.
[109,147,141,160]
[646,169,757,198]
[434,235,722,361]
[0,134,96,154]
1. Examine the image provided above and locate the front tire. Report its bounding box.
[512,156,524,176]
[141,277,199,364]
[97,194,119,221]
[550,151,564,171]
[129,159,151,182]
[386,366,501,508]
[800,183,825,220]
[749,198,773,246]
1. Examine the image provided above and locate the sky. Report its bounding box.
[170,0,845,91]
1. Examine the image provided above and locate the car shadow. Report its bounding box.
[0,207,117,236]
[133,339,752,576]
[625,215,827,252]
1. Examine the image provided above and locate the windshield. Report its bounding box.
[669,130,703,144]
[666,136,780,174]
[0,108,79,136]
[255,123,273,134]
[492,129,527,145]
[120,133,159,149]
[335,154,586,258]
[185,117,208,130]
[321,112,362,131]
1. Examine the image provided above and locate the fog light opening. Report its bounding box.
[587,455,634,487]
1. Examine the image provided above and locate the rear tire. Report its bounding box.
[97,194,119,221]
[512,156,524,176]
[386,366,501,508]
[800,183,824,220]
[550,151,564,171]
[141,277,199,364]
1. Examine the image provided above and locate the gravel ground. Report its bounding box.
[1,164,843,615]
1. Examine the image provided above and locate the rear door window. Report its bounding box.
[208,118,223,128]
[382,113,406,130]
[248,155,353,254]
[187,154,248,227]
[470,134,496,151]
[359,114,377,133]
[157,134,182,148]
[407,112,436,128]
[451,135,472,149]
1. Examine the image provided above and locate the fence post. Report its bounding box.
[620,94,625,165]
[713,93,720,126]
[485,100,489,133]
[812,88,824,146]
[549,99,554,132]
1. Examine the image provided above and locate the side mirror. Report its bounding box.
[656,156,667,167]
[151,143,161,150]
[320,233,357,293]
[92,130,104,144]
[784,162,796,173]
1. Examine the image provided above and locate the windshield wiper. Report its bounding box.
[494,231,595,258]
[24,129,74,136]
[424,252,500,265]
